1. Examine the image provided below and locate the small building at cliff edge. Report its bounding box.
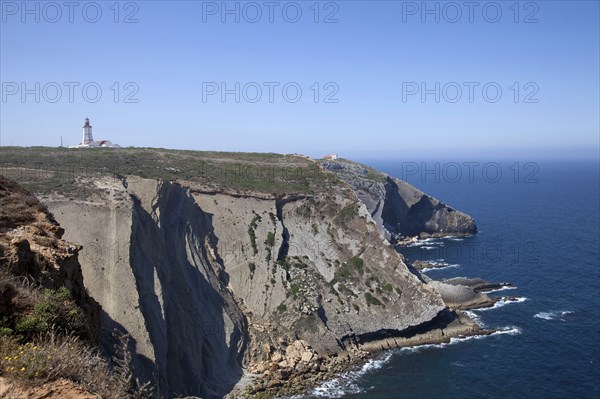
[70,118,121,148]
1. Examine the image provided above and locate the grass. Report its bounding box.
[0,146,339,197]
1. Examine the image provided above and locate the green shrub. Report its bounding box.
[247,228,257,255]
[333,205,358,227]
[289,283,300,298]
[350,256,363,271]
[13,288,85,339]
[382,283,393,293]
[311,224,318,235]
[276,259,291,271]
[247,214,262,255]
[337,284,356,297]
[264,232,275,247]
[364,292,384,307]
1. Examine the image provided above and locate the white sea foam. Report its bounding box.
[398,326,522,354]
[406,238,433,247]
[421,263,460,272]
[483,285,517,294]
[285,326,522,398]
[464,310,484,327]
[406,238,445,248]
[492,326,522,336]
[476,296,528,311]
[307,352,394,398]
[534,310,574,321]
[428,260,450,266]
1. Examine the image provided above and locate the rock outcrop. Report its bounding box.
[0,176,100,343]
[2,151,483,398]
[321,160,477,242]
[44,172,456,397]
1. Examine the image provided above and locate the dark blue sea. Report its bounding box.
[298,159,600,399]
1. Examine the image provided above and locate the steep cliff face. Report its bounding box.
[192,188,445,352]
[46,172,450,397]
[321,160,477,241]
[1,149,486,397]
[48,177,247,398]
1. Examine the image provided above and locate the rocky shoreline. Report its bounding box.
[235,267,513,398]
[235,309,496,398]
[233,234,518,399]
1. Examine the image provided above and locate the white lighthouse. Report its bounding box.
[70,118,121,148]
[82,117,93,145]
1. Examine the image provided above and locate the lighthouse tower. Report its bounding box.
[82,118,93,145]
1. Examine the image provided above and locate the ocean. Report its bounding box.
[298,159,600,399]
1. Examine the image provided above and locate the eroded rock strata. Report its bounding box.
[321,160,477,242]
[15,157,485,398]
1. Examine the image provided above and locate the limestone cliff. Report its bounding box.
[1,149,482,398]
[45,172,451,398]
[321,160,477,242]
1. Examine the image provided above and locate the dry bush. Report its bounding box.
[0,175,48,229]
[0,331,131,398]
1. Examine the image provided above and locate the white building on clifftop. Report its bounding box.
[71,118,121,148]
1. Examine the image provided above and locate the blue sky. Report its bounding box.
[1,0,599,159]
